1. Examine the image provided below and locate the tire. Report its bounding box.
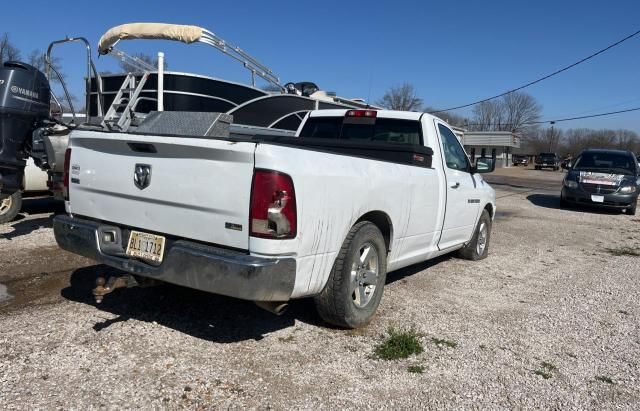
[0,191,22,224]
[627,199,637,216]
[457,210,491,261]
[560,195,569,209]
[314,221,387,328]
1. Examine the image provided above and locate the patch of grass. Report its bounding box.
[408,365,425,374]
[607,247,640,257]
[346,327,367,337]
[534,370,552,379]
[595,375,614,384]
[278,335,295,342]
[534,361,557,379]
[373,327,423,360]
[431,337,458,349]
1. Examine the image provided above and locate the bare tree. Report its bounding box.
[118,52,168,73]
[0,33,21,65]
[503,92,542,133]
[27,49,66,83]
[558,128,639,155]
[471,100,505,131]
[376,83,423,111]
[471,91,541,134]
[525,127,563,153]
[616,129,639,152]
[424,106,469,127]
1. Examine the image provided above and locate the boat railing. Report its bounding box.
[199,29,281,89]
[45,37,104,123]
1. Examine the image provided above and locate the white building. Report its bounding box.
[457,130,521,168]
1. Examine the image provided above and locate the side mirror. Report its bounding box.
[473,157,495,174]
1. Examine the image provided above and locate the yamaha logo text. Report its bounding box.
[10,85,39,99]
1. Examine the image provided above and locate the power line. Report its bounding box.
[429,28,640,114]
[529,106,640,125]
[463,106,640,128]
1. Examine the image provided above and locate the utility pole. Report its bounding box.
[548,121,556,152]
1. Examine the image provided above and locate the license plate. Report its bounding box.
[126,231,166,263]
[543,163,548,166]
[591,195,604,203]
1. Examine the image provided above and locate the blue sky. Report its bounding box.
[2,0,639,132]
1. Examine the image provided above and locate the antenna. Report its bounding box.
[366,70,373,108]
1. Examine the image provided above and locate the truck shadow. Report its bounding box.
[62,256,452,341]
[386,255,450,285]
[527,193,622,214]
[1,197,64,240]
[21,196,65,215]
[1,217,52,240]
[61,265,319,343]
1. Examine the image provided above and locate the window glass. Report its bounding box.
[573,152,636,175]
[438,124,469,171]
[299,117,422,145]
[298,117,343,139]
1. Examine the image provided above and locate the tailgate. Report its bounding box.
[68,130,256,250]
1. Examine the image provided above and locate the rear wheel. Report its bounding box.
[0,191,22,224]
[458,210,491,261]
[314,221,387,328]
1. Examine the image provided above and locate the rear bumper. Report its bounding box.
[562,187,637,209]
[53,215,296,301]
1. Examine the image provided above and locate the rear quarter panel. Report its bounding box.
[253,143,427,298]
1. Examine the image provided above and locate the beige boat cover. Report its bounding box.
[98,23,203,54]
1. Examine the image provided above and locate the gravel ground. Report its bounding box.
[1,169,639,409]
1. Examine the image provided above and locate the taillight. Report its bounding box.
[346,109,377,118]
[250,170,297,239]
[63,148,71,200]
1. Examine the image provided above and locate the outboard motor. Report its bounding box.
[0,61,51,194]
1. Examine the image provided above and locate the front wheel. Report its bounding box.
[457,210,492,261]
[0,191,22,224]
[314,221,387,328]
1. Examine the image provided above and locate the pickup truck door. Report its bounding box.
[435,122,480,250]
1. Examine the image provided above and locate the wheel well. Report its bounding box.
[356,211,392,252]
[484,203,494,218]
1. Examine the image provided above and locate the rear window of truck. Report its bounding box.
[299,116,422,145]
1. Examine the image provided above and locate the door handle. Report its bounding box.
[450,182,460,189]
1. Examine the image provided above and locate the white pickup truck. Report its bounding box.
[54,109,496,328]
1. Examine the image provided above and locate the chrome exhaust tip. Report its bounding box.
[254,301,289,316]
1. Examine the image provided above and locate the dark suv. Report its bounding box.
[512,154,529,166]
[560,149,639,215]
[535,153,560,171]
